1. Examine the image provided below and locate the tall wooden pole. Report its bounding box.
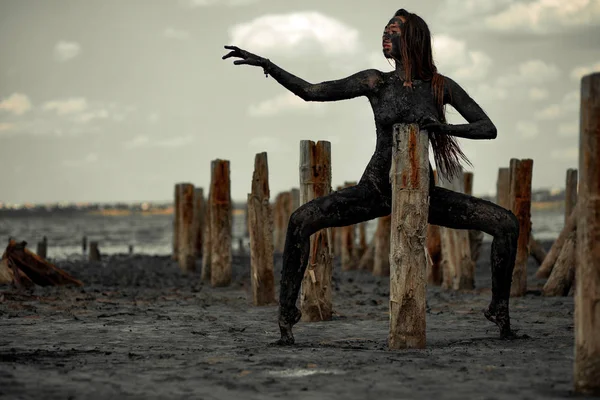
[299,140,333,322]
[247,152,275,305]
[574,72,600,395]
[388,123,429,350]
[209,159,232,287]
[373,215,392,277]
[509,158,533,297]
[193,188,205,260]
[178,183,196,272]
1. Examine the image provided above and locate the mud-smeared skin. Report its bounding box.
[222,41,519,345]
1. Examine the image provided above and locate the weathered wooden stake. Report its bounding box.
[496,167,511,209]
[388,123,429,350]
[172,183,183,260]
[373,215,392,277]
[273,192,293,253]
[353,222,368,261]
[193,188,205,259]
[509,158,533,297]
[290,188,300,211]
[358,237,375,271]
[247,152,275,306]
[89,241,100,261]
[299,140,333,322]
[178,183,196,272]
[439,170,474,290]
[565,168,578,225]
[209,159,232,287]
[574,72,600,395]
[341,181,357,271]
[82,236,87,253]
[543,230,576,296]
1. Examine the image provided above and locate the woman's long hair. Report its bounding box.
[392,9,471,181]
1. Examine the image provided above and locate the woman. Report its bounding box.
[223,9,519,345]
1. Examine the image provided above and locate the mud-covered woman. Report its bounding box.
[222,8,519,345]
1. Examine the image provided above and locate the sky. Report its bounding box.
[1,0,599,204]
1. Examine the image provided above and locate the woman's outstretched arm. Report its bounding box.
[423,76,497,140]
[223,45,382,102]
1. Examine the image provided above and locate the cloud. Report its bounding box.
[550,147,578,160]
[163,27,190,40]
[0,93,32,115]
[515,121,539,138]
[75,109,110,123]
[432,35,493,81]
[228,12,360,57]
[570,61,600,81]
[0,122,16,134]
[529,87,549,101]
[535,90,579,120]
[485,0,600,34]
[247,136,292,153]
[186,0,261,7]
[43,97,88,115]
[54,41,81,62]
[247,92,324,117]
[123,134,193,149]
[498,60,560,87]
[558,121,578,137]
[62,153,98,167]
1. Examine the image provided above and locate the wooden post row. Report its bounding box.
[299,140,334,322]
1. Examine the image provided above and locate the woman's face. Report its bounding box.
[382,16,405,59]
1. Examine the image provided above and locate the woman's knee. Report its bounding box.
[493,210,519,240]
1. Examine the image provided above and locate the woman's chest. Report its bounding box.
[369,79,440,127]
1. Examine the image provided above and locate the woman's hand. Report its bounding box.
[421,119,448,135]
[222,45,267,67]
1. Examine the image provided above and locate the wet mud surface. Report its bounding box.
[0,241,592,400]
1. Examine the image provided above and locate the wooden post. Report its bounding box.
[341,181,357,271]
[358,237,375,271]
[247,152,275,306]
[353,222,368,261]
[128,245,133,255]
[565,169,578,225]
[373,215,392,276]
[529,236,547,265]
[201,198,212,281]
[193,188,205,260]
[574,72,600,395]
[209,159,232,287]
[299,140,333,322]
[388,123,429,350]
[36,236,47,259]
[172,183,182,260]
[496,167,510,209]
[89,241,100,261]
[82,236,87,254]
[543,230,576,296]
[509,158,533,297]
[536,207,578,278]
[439,170,474,290]
[177,183,196,272]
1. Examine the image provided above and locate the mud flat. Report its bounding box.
[0,241,589,400]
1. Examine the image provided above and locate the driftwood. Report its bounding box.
[529,235,547,265]
[543,230,576,296]
[1,240,83,288]
[536,206,578,279]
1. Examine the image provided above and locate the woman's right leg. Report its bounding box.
[277,182,391,344]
